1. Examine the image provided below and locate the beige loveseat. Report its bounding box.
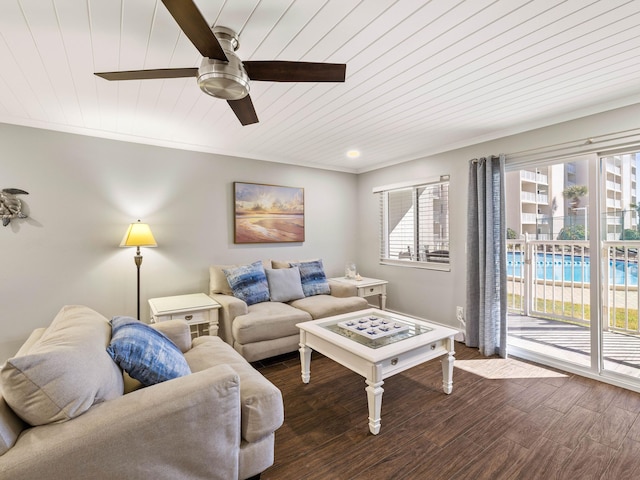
[0,305,284,480]
[209,260,369,362]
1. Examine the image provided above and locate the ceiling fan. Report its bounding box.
[94,0,346,126]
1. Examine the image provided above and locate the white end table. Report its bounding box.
[330,276,388,310]
[149,293,221,340]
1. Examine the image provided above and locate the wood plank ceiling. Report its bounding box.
[0,0,639,173]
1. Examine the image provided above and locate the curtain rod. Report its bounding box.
[506,127,640,163]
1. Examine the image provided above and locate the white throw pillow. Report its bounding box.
[265,267,305,302]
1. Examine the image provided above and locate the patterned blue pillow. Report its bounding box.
[292,259,330,297]
[223,261,270,305]
[107,316,191,387]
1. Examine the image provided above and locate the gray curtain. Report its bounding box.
[466,154,507,357]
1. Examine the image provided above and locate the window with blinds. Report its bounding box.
[377,177,450,270]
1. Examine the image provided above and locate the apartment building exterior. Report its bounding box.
[506,153,639,240]
[603,154,638,240]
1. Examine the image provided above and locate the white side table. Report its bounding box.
[149,293,221,340]
[330,277,388,310]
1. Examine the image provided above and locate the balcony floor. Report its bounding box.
[508,313,640,378]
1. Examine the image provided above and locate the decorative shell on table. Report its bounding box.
[0,188,29,226]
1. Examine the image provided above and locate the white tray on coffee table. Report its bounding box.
[337,315,410,339]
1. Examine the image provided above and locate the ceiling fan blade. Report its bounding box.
[227,96,259,126]
[95,68,198,81]
[161,0,228,61]
[243,61,346,82]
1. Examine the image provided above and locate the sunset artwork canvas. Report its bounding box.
[234,182,305,243]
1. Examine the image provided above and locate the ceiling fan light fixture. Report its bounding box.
[197,26,249,100]
[198,58,250,100]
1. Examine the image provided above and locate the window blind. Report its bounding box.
[377,178,450,270]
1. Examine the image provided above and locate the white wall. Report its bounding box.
[355,102,640,330]
[0,123,359,362]
[3,102,640,362]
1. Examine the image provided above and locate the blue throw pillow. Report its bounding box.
[107,316,191,387]
[223,261,270,305]
[291,259,330,297]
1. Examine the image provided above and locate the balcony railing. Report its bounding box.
[603,242,639,335]
[606,164,622,176]
[520,171,548,184]
[507,238,640,336]
[520,213,550,225]
[606,180,622,192]
[521,191,536,203]
[520,192,549,204]
[536,173,548,184]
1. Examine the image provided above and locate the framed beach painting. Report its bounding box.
[234,182,305,243]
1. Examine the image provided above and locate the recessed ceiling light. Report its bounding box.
[347,150,361,158]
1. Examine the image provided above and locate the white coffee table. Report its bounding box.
[297,308,456,435]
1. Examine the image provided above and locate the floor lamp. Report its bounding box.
[120,220,157,320]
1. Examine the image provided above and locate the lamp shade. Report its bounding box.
[120,220,157,247]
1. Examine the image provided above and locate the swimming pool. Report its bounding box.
[506,251,639,286]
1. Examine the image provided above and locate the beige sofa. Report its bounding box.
[209,261,369,362]
[0,305,284,480]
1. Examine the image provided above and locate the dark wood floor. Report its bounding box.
[254,343,640,480]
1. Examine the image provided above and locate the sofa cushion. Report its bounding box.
[233,302,311,345]
[185,336,284,443]
[234,334,301,363]
[271,258,318,269]
[265,267,305,303]
[270,259,292,269]
[291,259,330,297]
[150,319,192,353]
[289,294,369,320]
[107,316,191,387]
[0,390,25,456]
[327,278,358,298]
[0,305,124,426]
[210,264,236,295]
[0,329,43,452]
[224,261,271,306]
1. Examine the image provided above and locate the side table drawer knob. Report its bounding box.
[185,314,193,321]
[391,358,398,365]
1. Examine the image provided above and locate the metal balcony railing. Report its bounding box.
[507,238,640,336]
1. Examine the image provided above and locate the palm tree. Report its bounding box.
[562,185,588,210]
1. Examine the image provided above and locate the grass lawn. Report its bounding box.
[507,294,639,331]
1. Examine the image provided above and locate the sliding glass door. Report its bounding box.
[506,152,640,390]
[600,151,640,381]
[506,156,593,369]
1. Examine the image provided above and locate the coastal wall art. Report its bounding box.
[234,182,305,243]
